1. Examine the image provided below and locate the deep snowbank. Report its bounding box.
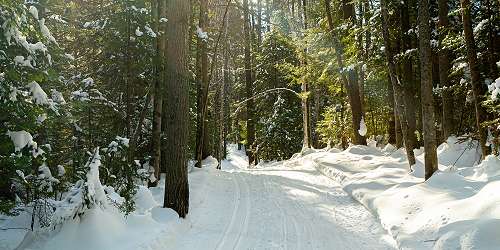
[300,137,500,249]
[2,183,181,250]
[0,156,224,250]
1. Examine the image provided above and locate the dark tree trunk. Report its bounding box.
[324,0,366,145]
[162,0,190,218]
[150,0,164,186]
[387,78,397,145]
[438,0,454,139]
[419,0,439,179]
[301,0,312,148]
[380,0,416,166]
[243,0,256,164]
[400,1,418,159]
[460,0,490,158]
[195,0,210,168]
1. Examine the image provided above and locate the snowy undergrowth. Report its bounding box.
[1,162,182,250]
[1,150,223,250]
[298,137,500,250]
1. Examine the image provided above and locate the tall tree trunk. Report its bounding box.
[324,0,366,145]
[358,2,365,113]
[243,0,256,164]
[380,0,416,166]
[387,78,397,145]
[301,0,312,148]
[195,0,210,168]
[460,0,490,158]
[150,0,164,186]
[438,0,454,139]
[220,27,230,163]
[162,0,190,218]
[419,0,438,179]
[400,1,418,160]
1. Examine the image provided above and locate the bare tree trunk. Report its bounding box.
[195,0,210,168]
[162,0,190,218]
[243,0,256,164]
[460,0,490,158]
[301,0,312,149]
[324,0,366,145]
[438,0,454,139]
[419,0,438,179]
[400,2,418,158]
[380,0,416,166]
[387,78,397,145]
[358,2,365,113]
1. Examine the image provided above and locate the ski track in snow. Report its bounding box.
[214,175,241,250]
[163,149,396,250]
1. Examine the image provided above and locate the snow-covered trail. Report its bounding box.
[164,147,396,250]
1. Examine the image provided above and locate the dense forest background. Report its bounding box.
[1,0,499,221]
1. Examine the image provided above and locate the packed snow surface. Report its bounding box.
[3,138,498,250]
[166,146,395,250]
[2,145,394,250]
[306,137,500,250]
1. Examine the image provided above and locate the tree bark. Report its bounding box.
[324,0,366,145]
[400,1,418,161]
[380,0,416,166]
[419,0,438,179]
[301,0,312,149]
[438,0,454,139]
[243,0,256,164]
[460,0,490,158]
[162,0,190,218]
[195,0,210,168]
[387,78,397,145]
[150,0,164,186]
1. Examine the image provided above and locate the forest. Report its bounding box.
[0,0,499,249]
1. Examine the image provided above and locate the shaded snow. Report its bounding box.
[6,130,35,151]
[306,138,500,250]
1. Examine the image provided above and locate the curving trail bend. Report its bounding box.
[163,148,396,250]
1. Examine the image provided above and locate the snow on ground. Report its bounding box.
[1,145,395,250]
[5,138,497,250]
[300,137,500,250]
[165,145,396,250]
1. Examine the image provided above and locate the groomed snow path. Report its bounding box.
[165,147,396,250]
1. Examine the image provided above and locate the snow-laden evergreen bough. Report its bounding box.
[0,1,67,221]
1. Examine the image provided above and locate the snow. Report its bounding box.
[144,25,156,38]
[3,140,499,250]
[51,89,66,104]
[6,130,35,151]
[115,136,130,147]
[487,77,500,101]
[85,150,107,206]
[39,18,57,45]
[82,77,94,87]
[28,81,50,105]
[14,55,33,68]
[358,116,367,136]
[161,145,395,249]
[9,87,18,101]
[302,137,500,249]
[3,146,395,250]
[473,19,488,34]
[57,165,65,177]
[37,113,47,124]
[134,185,158,213]
[135,27,143,37]
[196,26,208,40]
[29,6,39,20]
